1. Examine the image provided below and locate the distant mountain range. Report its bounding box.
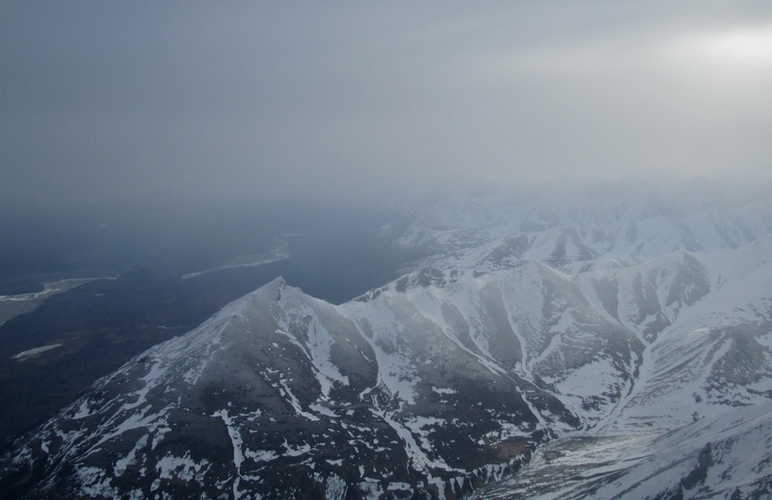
[3,179,772,499]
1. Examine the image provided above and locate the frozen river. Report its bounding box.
[0,278,109,325]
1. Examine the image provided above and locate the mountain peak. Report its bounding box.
[252,275,286,294]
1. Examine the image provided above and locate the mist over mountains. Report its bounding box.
[2,179,772,499]
[4,3,772,498]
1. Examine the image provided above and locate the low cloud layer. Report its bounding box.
[2,2,771,206]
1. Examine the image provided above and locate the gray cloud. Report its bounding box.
[2,1,771,206]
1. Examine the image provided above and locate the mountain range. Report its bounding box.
[2,179,772,499]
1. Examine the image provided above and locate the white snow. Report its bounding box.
[325,473,347,500]
[12,343,62,359]
[156,451,208,484]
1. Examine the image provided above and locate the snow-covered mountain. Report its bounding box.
[392,179,772,274]
[2,180,772,499]
[0,277,558,499]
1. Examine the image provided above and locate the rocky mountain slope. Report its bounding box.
[474,400,772,499]
[2,181,772,499]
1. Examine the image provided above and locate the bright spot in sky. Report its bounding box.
[673,24,772,68]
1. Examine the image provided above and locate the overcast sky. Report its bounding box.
[2,1,771,206]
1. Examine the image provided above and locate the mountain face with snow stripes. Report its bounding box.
[2,180,772,499]
[0,277,555,499]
